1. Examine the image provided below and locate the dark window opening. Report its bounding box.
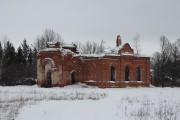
[111,66,116,81]
[125,66,130,81]
[71,72,76,84]
[137,67,141,81]
[46,71,52,85]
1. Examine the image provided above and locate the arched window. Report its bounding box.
[71,71,76,84]
[137,67,141,81]
[125,66,130,81]
[111,66,116,81]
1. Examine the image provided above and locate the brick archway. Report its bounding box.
[41,58,56,69]
[41,58,56,87]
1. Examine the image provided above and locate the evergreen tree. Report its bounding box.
[28,48,33,64]
[0,42,3,84]
[21,39,30,63]
[26,48,33,78]
[0,38,37,86]
[0,42,3,62]
[20,39,30,79]
[16,46,26,84]
[32,48,37,79]
[17,46,26,64]
[1,41,16,85]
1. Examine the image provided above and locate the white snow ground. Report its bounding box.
[0,84,180,120]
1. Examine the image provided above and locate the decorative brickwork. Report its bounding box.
[37,36,151,88]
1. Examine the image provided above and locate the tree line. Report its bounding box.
[0,29,105,86]
[0,29,63,85]
[1,29,178,87]
[0,39,37,85]
[151,35,180,87]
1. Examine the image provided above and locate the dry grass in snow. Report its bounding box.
[0,84,180,120]
[0,84,107,120]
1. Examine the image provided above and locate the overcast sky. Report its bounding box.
[0,0,180,56]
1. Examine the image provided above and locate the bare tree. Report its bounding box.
[74,41,82,53]
[81,41,94,54]
[97,39,105,54]
[159,35,171,87]
[80,40,105,54]
[152,36,180,87]
[170,39,180,87]
[152,52,161,86]
[34,29,63,51]
[133,33,141,55]
[42,29,62,42]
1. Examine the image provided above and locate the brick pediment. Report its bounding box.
[119,43,134,55]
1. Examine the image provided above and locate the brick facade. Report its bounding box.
[37,36,151,88]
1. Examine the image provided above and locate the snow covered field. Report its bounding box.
[1,84,180,120]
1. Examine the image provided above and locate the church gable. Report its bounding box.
[119,43,134,55]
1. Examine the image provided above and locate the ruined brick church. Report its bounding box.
[37,35,150,88]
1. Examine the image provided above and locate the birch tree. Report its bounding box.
[133,33,141,55]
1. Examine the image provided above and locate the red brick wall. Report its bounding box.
[37,51,150,87]
[82,55,150,87]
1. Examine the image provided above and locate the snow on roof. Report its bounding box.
[121,52,134,56]
[40,42,147,58]
[46,42,54,44]
[104,45,135,56]
[40,47,75,55]
[40,48,61,52]
[41,47,142,58]
[105,54,121,56]
[46,42,59,48]
[104,46,122,54]
[62,44,76,48]
[73,53,105,58]
[62,42,76,48]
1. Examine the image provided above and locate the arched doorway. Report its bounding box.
[125,66,130,81]
[71,71,76,84]
[41,58,56,87]
[137,67,141,81]
[111,66,116,81]
[46,71,52,85]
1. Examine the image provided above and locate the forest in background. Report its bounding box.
[0,29,180,87]
[151,36,180,87]
[0,29,63,85]
[0,29,106,86]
